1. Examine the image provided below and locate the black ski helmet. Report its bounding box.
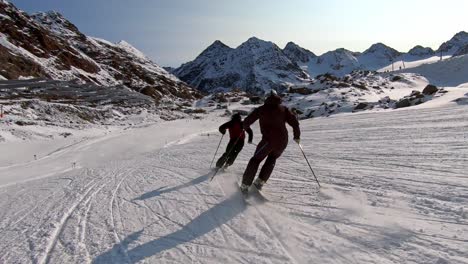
[232,112,241,121]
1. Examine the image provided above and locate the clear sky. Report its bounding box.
[9,0,468,67]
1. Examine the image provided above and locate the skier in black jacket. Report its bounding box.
[216,113,253,169]
[240,91,300,192]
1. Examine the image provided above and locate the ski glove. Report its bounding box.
[220,129,226,135]
[294,138,300,144]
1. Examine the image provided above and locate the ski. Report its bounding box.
[238,182,268,204]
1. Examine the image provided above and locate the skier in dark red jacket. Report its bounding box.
[240,90,300,193]
[216,113,253,169]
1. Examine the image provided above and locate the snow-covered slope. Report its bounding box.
[0,1,199,103]
[399,54,468,86]
[378,55,451,72]
[0,79,203,140]
[0,99,467,263]
[283,71,448,118]
[174,37,311,94]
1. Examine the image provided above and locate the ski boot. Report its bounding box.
[253,178,266,191]
[239,183,249,194]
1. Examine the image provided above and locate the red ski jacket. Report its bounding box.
[219,119,253,142]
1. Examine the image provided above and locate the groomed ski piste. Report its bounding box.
[1,87,468,263]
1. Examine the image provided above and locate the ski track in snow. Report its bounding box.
[0,104,467,263]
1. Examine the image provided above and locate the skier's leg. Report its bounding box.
[216,140,234,168]
[215,153,227,168]
[258,147,285,182]
[225,140,244,166]
[258,155,278,182]
[242,140,271,186]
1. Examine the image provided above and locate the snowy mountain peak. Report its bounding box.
[335,48,355,54]
[453,31,468,40]
[437,31,468,54]
[363,43,401,58]
[408,45,435,56]
[246,36,262,43]
[239,36,275,50]
[116,40,148,61]
[284,41,300,49]
[283,42,316,64]
[44,10,64,18]
[364,42,387,52]
[197,40,232,59]
[210,40,228,47]
[314,48,361,75]
[357,43,401,70]
[206,40,231,50]
[32,11,82,38]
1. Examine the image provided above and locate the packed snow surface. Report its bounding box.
[1,89,467,263]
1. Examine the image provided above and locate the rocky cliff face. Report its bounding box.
[0,1,199,103]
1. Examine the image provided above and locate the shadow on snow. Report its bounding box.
[134,172,212,201]
[93,177,245,263]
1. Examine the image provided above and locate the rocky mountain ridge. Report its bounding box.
[0,1,199,104]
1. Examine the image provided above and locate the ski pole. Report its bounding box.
[297,143,321,188]
[211,133,243,181]
[210,134,225,168]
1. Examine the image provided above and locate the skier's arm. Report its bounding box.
[243,108,260,130]
[219,120,232,134]
[246,127,253,143]
[286,108,301,140]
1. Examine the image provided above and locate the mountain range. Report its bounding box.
[174,32,468,93]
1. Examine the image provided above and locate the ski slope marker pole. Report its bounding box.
[297,143,321,188]
[210,134,224,168]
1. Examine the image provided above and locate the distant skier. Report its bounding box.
[240,90,300,193]
[216,113,253,169]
